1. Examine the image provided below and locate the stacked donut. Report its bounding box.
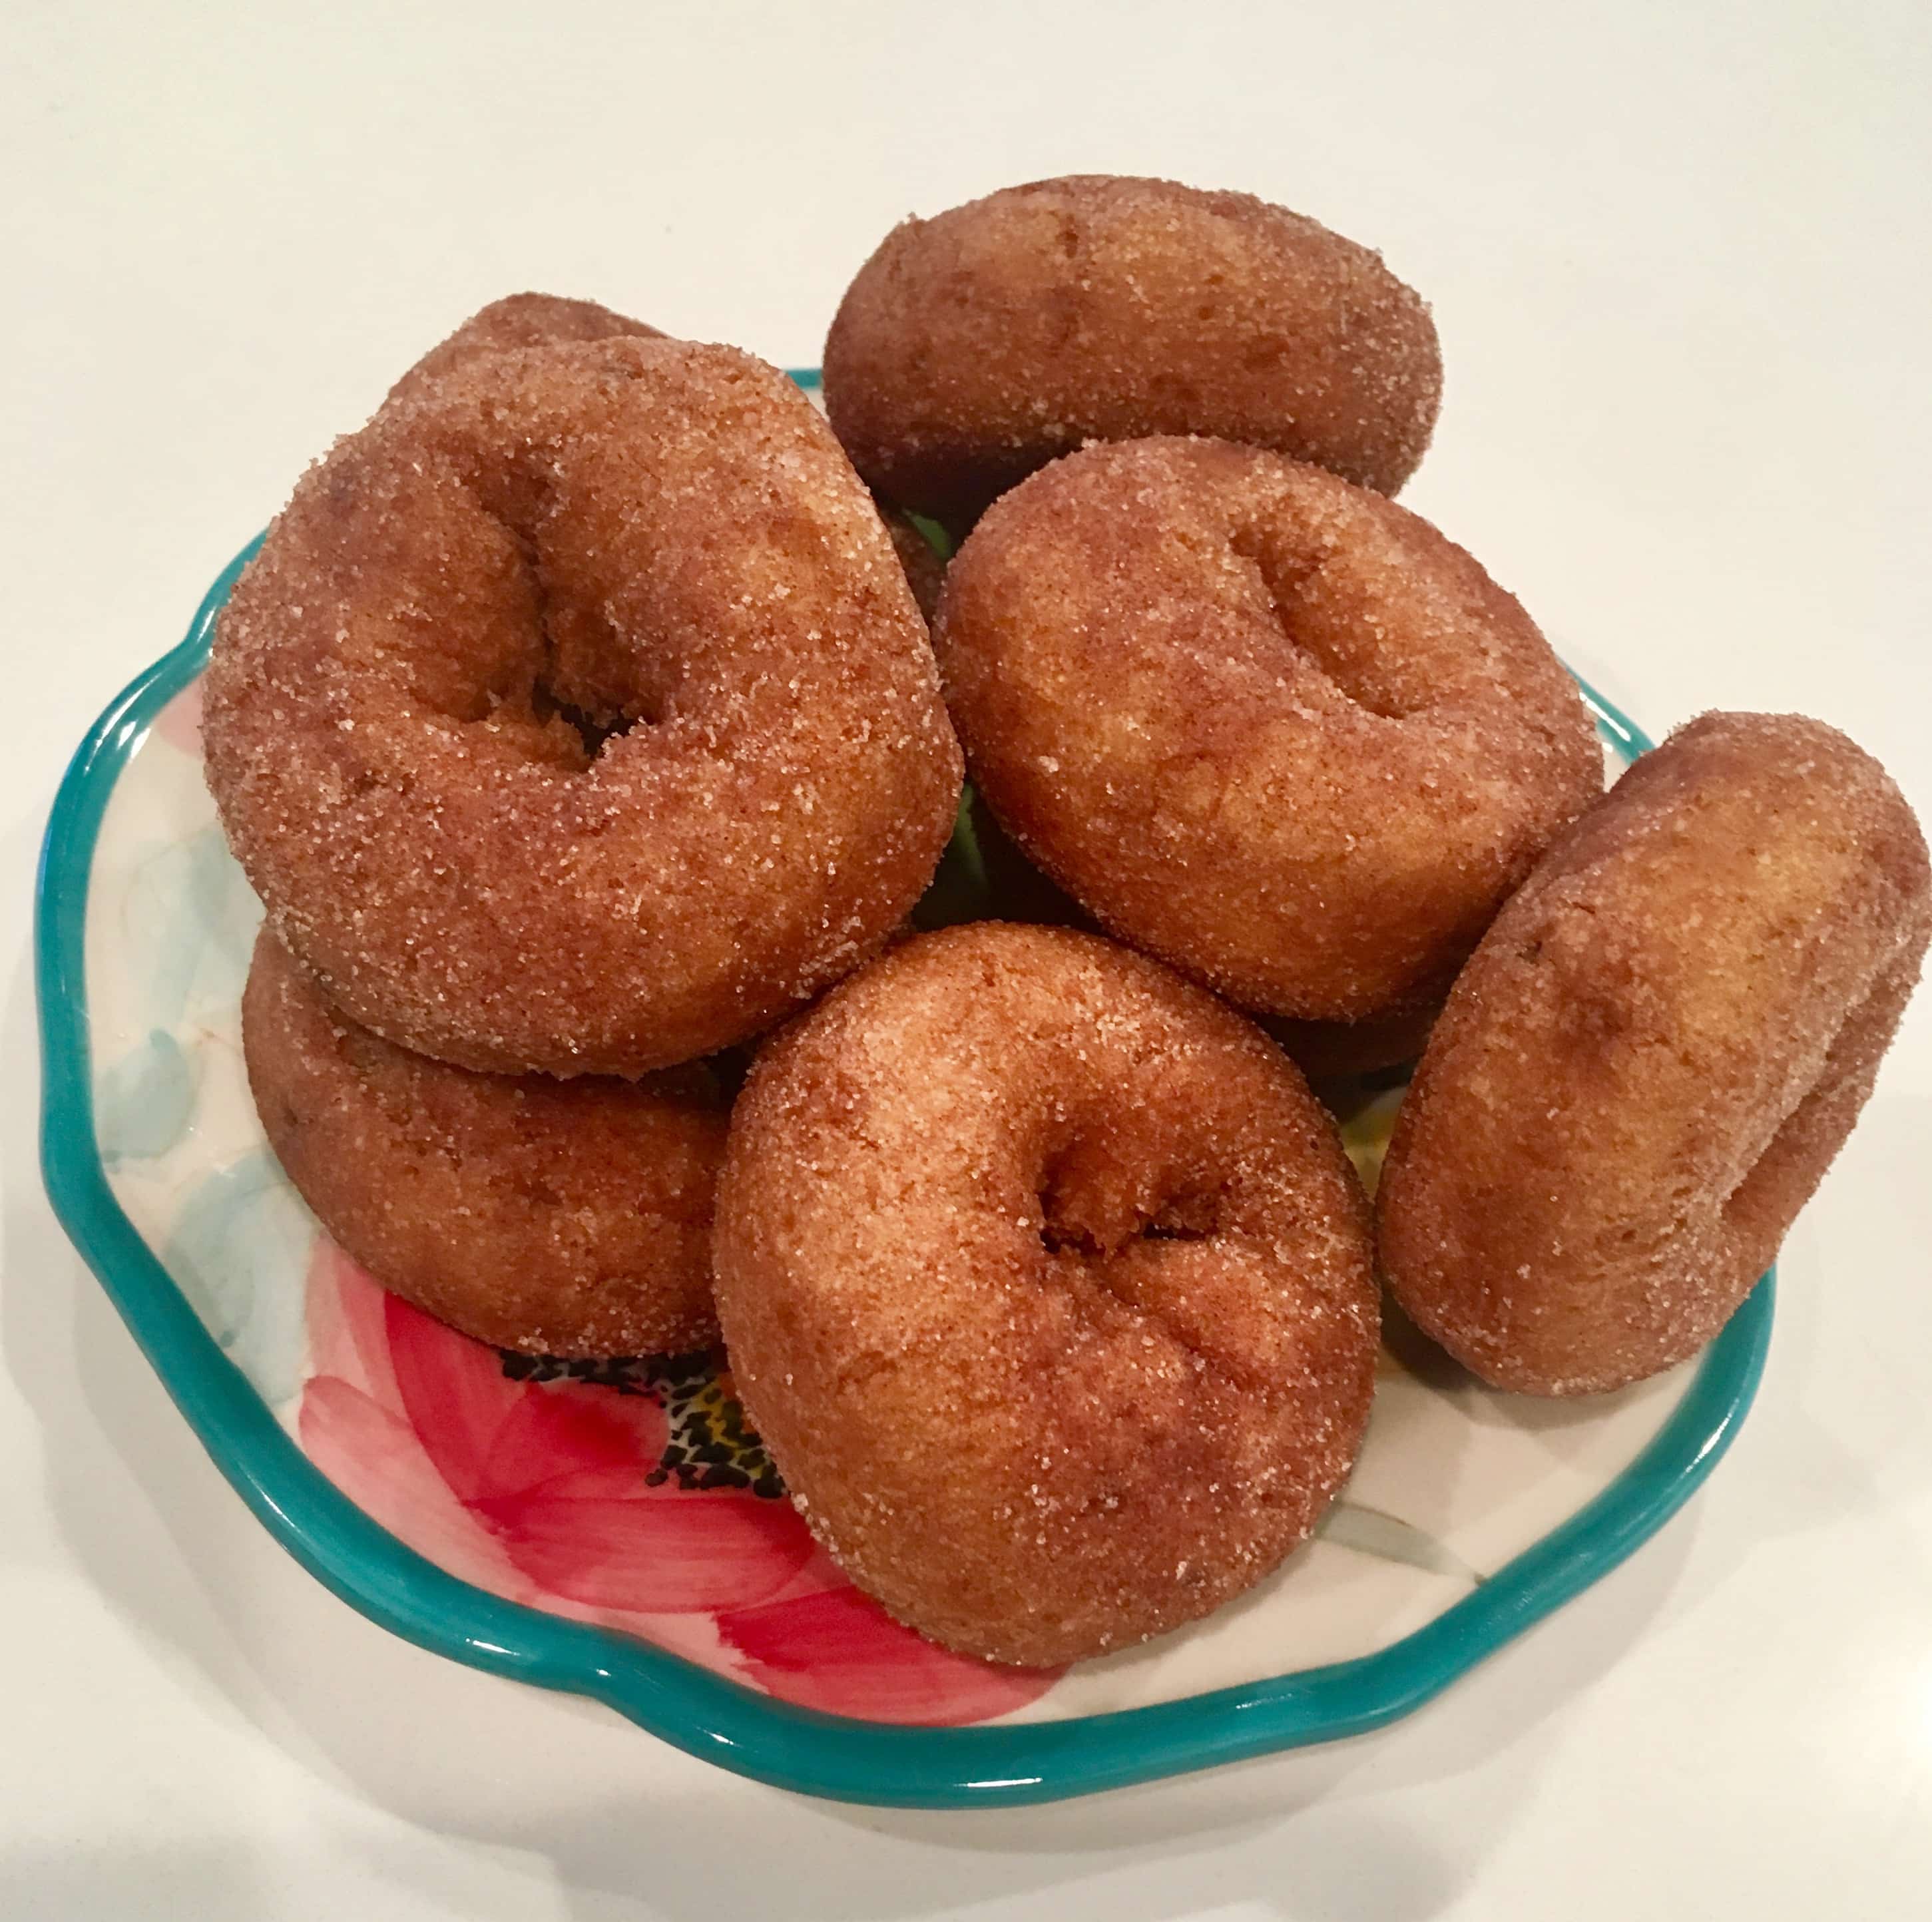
[206,179,1929,1672]
[207,294,964,1357]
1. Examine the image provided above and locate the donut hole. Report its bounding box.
[1228,523,1413,721]
[1141,1198,1218,1244]
[529,675,654,761]
[1716,960,1886,1256]
[1035,1146,1223,1266]
[1037,1202,1215,1262]
[1033,1148,1266,1391]
[471,658,658,774]
[449,491,672,770]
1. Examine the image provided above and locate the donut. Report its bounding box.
[824,174,1441,528]
[933,435,1602,1025]
[712,921,1379,1667]
[385,291,665,405]
[204,336,963,1076]
[1376,712,1931,1395]
[242,927,725,1356]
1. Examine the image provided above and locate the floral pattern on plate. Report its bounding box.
[70,662,1739,1734]
[300,1240,1057,1724]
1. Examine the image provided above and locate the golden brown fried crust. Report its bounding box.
[1262,1002,1442,1082]
[824,174,1442,526]
[879,503,947,623]
[1377,712,1931,1395]
[386,292,666,404]
[712,922,1379,1668]
[946,790,1437,1083]
[242,928,726,1356]
[934,437,1602,1023]
[204,336,963,1076]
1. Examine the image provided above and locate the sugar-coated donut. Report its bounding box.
[205,336,963,1076]
[242,928,726,1356]
[712,921,1379,1667]
[385,292,666,405]
[934,436,1602,1025]
[824,174,1441,527]
[1377,712,1931,1395]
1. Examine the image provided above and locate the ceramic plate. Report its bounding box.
[38,377,1772,1805]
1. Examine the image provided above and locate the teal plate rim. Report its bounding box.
[36,381,1774,1809]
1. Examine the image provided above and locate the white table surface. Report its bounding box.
[7,3,1930,1916]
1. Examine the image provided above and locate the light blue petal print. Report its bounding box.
[122,825,260,1033]
[162,1148,314,1407]
[1318,1501,1485,1586]
[96,1029,197,1166]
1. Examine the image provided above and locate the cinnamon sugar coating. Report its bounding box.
[1377,712,1931,1395]
[824,174,1441,527]
[963,791,1439,1081]
[385,292,666,405]
[243,928,726,1356]
[712,922,1379,1668]
[935,437,1601,1023]
[204,336,963,1075]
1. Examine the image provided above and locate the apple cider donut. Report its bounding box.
[712,921,1379,1668]
[1377,712,1931,1395]
[243,929,726,1356]
[204,336,963,1075]
[934,437,1602,1025]
[824,174,1441,527]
